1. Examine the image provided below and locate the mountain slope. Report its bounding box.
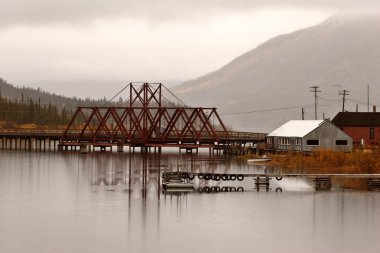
[174,12,380,132]
[0,78,108,110]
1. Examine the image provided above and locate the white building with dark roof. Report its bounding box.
[267,120,352,152]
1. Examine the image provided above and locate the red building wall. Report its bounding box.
[340,126,380,147]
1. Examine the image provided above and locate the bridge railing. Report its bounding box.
[223,131,267,141]
[0,129,267,142]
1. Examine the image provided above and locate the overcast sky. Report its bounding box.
[0,0,378,98]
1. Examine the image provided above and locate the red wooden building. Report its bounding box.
[332,111,380,147]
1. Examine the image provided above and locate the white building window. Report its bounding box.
[296,139,301,146]
[335,140,348,146]
[306,139,319,146]
[267,138,272,144]
[280,138,290,145]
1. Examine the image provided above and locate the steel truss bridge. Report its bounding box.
[58,82,266,151]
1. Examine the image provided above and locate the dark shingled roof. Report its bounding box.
[332,112,380,127]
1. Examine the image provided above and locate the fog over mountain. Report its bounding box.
[174,11,380,132]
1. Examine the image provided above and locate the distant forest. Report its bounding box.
[0,78,111,128]
[0,78,184,128]
[0,94,70,128]
[0,78,109,111]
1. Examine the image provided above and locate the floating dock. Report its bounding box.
[163,172,380,191]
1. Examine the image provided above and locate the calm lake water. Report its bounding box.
[0,150,379,253]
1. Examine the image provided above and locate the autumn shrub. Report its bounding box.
[355,152,378,173]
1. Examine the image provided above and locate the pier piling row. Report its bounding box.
[0,134,60,152]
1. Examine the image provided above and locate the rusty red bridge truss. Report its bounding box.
[59,83,265,151]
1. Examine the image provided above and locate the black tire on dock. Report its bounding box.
[204,186,211,193]
[237,174,244,181]
[237,187,244,192]
[230,174,237,181]
[275,187,283,192]
[211,186,221,192]
[230,187,237,192]
[276,177,283,181]
[204,173,212,180]
[180,172,189,179]
[188,173,195,180]
[221,174,229,181]
[198,173,204,179]
[213,174,221,181]
[221,187,229,192]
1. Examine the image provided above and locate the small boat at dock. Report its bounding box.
[162,181,194,190]
[247,156,272,163]
[162,171,194,191]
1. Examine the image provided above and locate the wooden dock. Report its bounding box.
[163,172,380,191]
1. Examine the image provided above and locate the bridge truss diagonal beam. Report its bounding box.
[60,82,230,147]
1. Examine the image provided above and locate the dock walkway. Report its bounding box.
[163,172,380,191]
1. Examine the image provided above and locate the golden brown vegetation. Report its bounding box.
[270,149,380,174]
[243,150,380,190]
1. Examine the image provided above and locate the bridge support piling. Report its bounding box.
[80,144,88,154]
[314,177,331,190]
[117,143,124,152]
[28,138,32,151]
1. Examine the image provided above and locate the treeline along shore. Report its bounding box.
[0,94,70,128]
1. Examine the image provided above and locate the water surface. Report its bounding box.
[0,151,379,253]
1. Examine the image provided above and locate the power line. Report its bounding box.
[221,104,314,115]
[220,102,339,116]
[347,98,368,106]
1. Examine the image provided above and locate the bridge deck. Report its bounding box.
[0,129,266,144]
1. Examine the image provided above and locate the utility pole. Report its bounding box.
[310,85,321,120]
[367,84,370,112]
[339,89,349,112]
[302,108,305,120]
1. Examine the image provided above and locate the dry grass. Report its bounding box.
[267,149,380,190]
[270,149,380,174]
[0,122,68,130]
[17,123,38,129]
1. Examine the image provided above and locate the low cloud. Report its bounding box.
[0,0,379,28]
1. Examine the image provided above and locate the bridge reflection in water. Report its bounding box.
[83,152,289,198]
[1,151,379,253]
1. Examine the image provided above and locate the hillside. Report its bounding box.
[0,78,108,111]
[174,12,380,132]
